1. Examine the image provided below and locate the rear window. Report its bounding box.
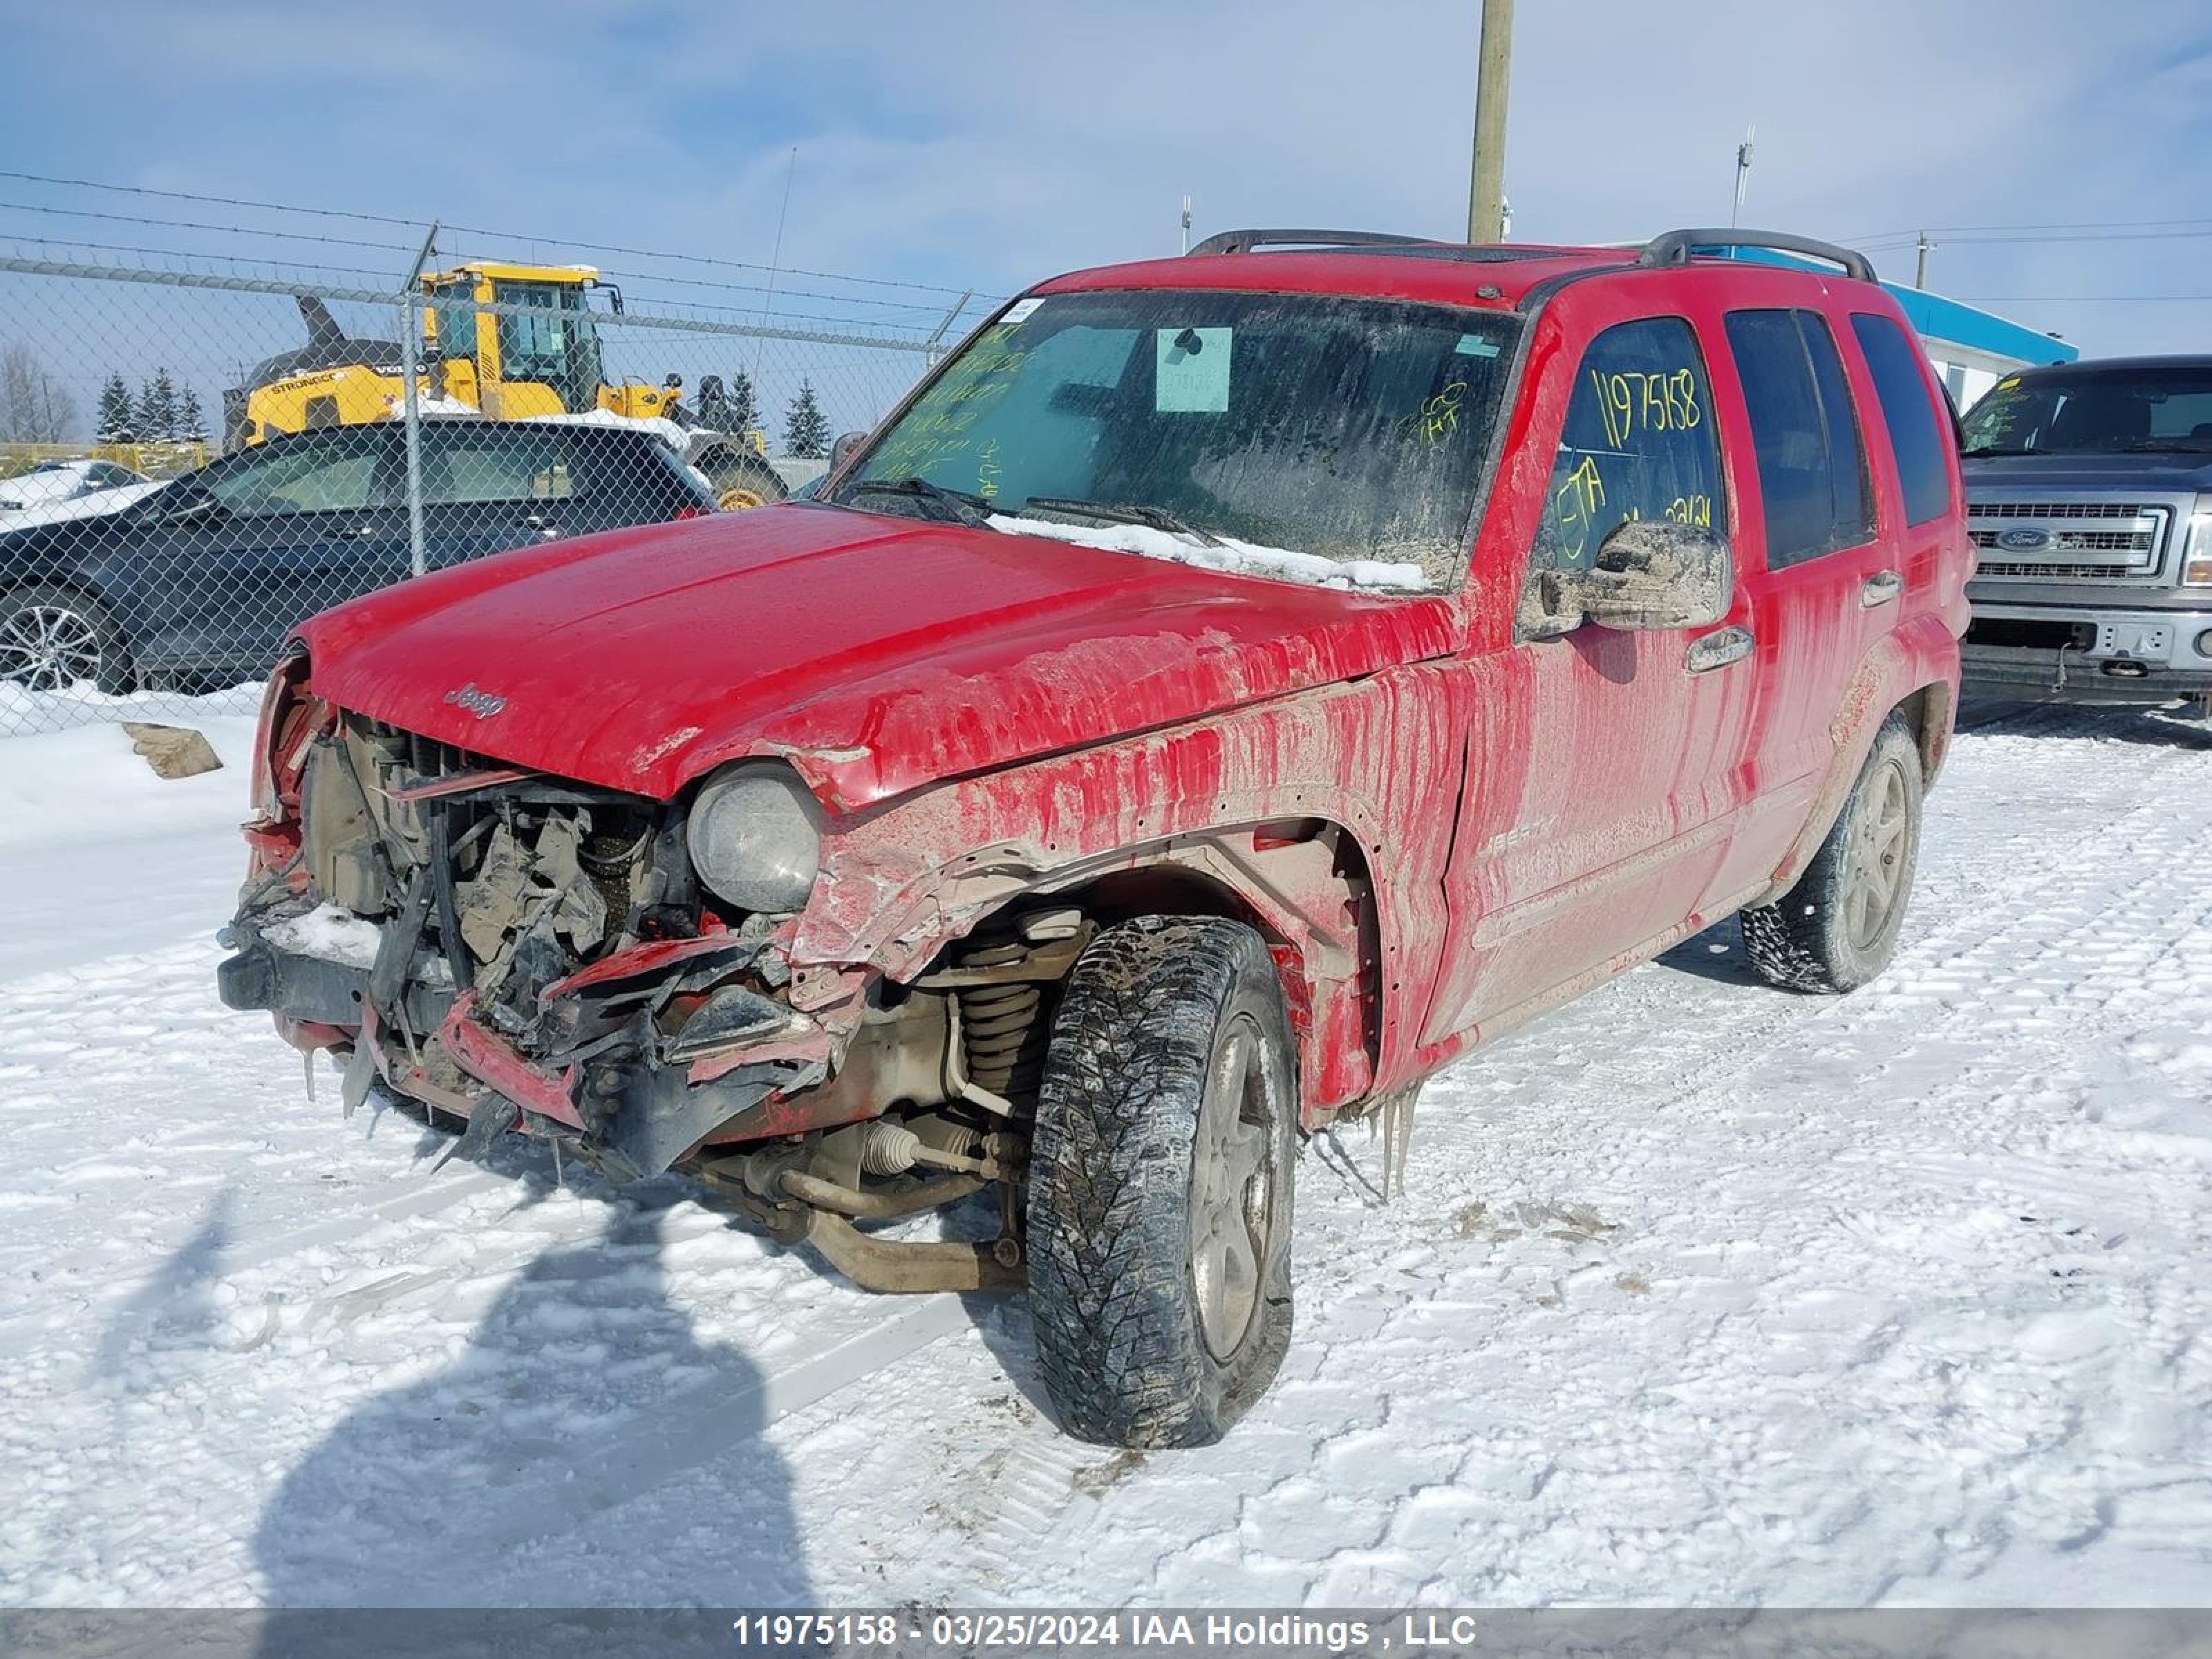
[1850,313,1953,527]
[423,427,575,504]
[1725,308,1875,568]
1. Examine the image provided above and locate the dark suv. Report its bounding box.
[0,418,714,694]
[1960,355,2212,705]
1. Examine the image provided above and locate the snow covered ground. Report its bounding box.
[2,700,2209,1609]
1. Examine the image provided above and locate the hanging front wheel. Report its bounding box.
[1027,917,1298,1448]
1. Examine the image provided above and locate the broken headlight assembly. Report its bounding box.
[685,761,825,913]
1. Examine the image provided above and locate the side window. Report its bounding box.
[1533,316,1722,577]
[422,428,574,505]
[207,433,384,517]
[1725,308,1874,568]
[1802,314,1873,547]
[1850,313,1953,527]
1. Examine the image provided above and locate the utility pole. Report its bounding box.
[1466,0,1514,244]
[1915,232,1932,288]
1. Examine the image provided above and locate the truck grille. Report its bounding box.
[1965,496,2178,585]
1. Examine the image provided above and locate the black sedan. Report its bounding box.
[0,418,717,693]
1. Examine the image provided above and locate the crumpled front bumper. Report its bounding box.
[217,920,839,1182]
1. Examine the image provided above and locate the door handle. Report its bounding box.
[1685,624,1754,674]
[1860,569,1904,608]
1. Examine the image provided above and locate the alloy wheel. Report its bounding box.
[1190,1012,1282,1361]
[0,602,104,691]
[1842,756,1912,951]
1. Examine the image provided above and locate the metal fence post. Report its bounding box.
[397,222,439,577]
[924,290,973,368]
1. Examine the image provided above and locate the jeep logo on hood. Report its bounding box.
[1996,527,2052,552]
[442,682,507,720]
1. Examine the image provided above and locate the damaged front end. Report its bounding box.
[218,679,1046,1293]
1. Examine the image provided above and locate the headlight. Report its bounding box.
[685,762,824,913]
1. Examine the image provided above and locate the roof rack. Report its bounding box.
[1638,228,1877,284]
[1185,228,1437,257]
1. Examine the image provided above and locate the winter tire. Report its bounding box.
[1742,712,1923,994]
[0,583,133,695]
[1027,917,1297,1448]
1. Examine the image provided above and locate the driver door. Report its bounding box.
[1422,310,1756,1046]
[164,427,406,677]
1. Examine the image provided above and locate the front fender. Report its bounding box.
[788,668,1471,1116]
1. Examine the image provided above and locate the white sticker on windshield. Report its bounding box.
[1454,332,1501,357]
[1002,296,1045,325]
[1156,326,1232,412]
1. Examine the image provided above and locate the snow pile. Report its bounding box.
[261,903,382,970]
[522,408,693,456]
[987,512,1434,594]
[0,715,258,853]
[386,395,480,419]
[3,703,2212,1606]
[0,479,165,532]
[0,676,261,738]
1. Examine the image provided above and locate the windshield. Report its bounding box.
[494,280,606,415]
[838,289,1519,589]
[1962,364,2212,457]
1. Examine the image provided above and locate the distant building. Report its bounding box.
[1664,241,2081,412]
[1880,285,2079,411]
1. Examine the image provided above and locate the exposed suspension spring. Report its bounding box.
[955,939,1050,1099]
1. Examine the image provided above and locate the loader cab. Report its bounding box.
[422,263,643,422]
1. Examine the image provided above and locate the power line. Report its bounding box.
[1919,229,2212,247]
[0,198,419,256]
[0,168,432,229]
[0,236,950,336]
[0,168,996,299]
[1956,293,2212,303]
[1848,214,2212,242]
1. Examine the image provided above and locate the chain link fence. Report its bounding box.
[0,227,993,737]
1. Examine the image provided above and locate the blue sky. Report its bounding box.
[6,0,2212,359]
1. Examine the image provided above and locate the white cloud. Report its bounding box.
[9,0,2212,354]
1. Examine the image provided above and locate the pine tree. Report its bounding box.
[783,379,829,460]
[95,374,135,442]
[177,388,207,444]
[727,369,760,440]
[136,369,180,441]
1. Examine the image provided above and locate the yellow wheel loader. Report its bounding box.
[226,262,786,510]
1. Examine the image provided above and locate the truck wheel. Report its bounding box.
[0,583,133,695]
[1028,917,1297,1448]
[688,439,788,512]
[1741,713,1923,994]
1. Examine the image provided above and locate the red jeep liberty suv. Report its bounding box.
[220,227,1971,1447]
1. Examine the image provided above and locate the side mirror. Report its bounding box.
[142,485,221,527]
[827,430,868,473]
[663,373,683,391]
[1528,519,1734,634]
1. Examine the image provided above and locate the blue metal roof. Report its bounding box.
[1692,244,2079,366]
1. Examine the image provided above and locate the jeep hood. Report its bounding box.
[294,503,1461,811]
